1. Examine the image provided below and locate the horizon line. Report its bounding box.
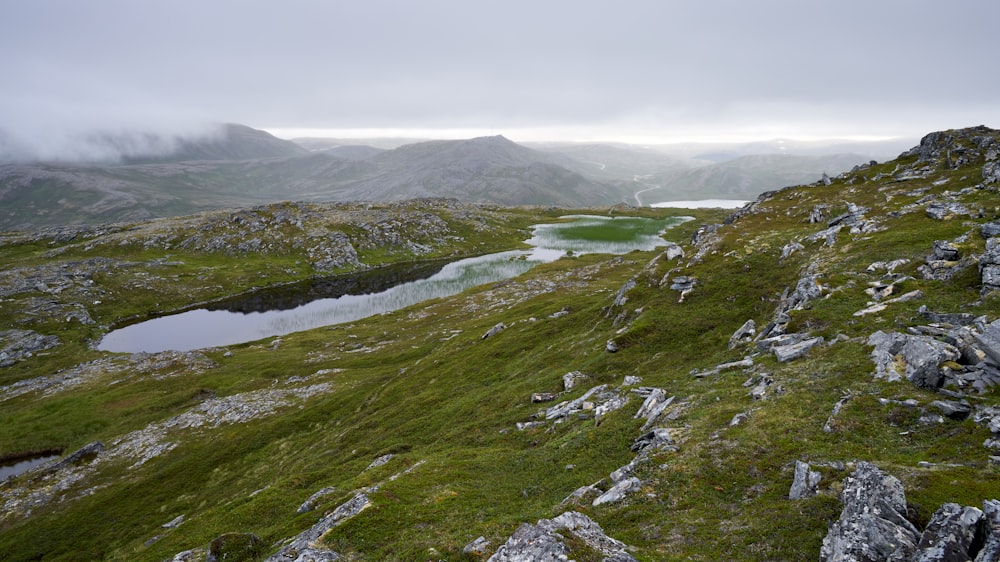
[263,127,907,145]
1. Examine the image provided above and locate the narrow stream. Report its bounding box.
[97,215,689,353]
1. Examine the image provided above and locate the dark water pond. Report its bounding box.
[97,215,689,353]
[0,452,61,480]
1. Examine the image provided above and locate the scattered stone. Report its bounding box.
[296,486,337,514]
[926,201,972,220]
[854,290,923,317]
[634,390,675,432]
[463,536,491,557]
[44,441,105,473]
[561,485,601,507]
[746,374,776,400]
[481,322,506,340]
[809,204,830,223]
[630,428,675,455]
[668,275,698,302]
[207,533,266,562]
[543,384,627,423]
[267,493,371,561]
[621,375,642,387]
[0,329,60,368]
[867,258,911,274]
[606,340,619,353]
[933,240,961,261]
[789,461,821,500]
[366,453,394,470]
[819,462,920,561]
[168,549,206,562]
[929,399,972,421]
[595,393,630,424]
[729,412,749,427]
[531,392,558,403]
[162,514,185,529]
[985,160,1000,184]
[911,503,983,562]
[773,336,824,362]
[981,221,1000,239]
[824,394,852,433]
[781,242,804,260]
[805,224,843,246]
[977,500,1000,562]
[663,242,685,261]
[488,511,636,562]
[728,319,757,350]
[981,239,1000,295]
[827,202,868,228]
[691,356,754,378]
[563,371,588,391]
[609,278,637,310]
[593,476,642,506]
[868,331,960,388]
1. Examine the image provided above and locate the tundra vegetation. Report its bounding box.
[1,127,1000,561]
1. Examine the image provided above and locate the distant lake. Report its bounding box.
[97,215,690,353]
[650,199,749,209]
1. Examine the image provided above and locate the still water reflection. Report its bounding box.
[98,215,688,353]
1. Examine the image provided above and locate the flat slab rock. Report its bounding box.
[488,511,636,562]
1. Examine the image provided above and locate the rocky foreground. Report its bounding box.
[2,127,1000,560]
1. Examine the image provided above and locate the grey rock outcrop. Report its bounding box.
[926,201,972,221]
[773,336,824,362]
[296,486,337,514]
[819,461,920,561]
[869,331,961,388]
[781,242,804,259]
[463,536,491,557]
[789,460,821,500]
[634,388,673,428]
[481,322,506,340]
[593,477,642,507]
[662,242,685,261]
[757,271,825,340]
[977,500,1000,562]
[563,371,588,391]
[728,319,756,350]
[267,492,371,561]
[488,511,636,562]
[911,503,983,562]
[0,329,60,367]
[980,239,1000,295]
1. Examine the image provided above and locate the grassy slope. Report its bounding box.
[1,134,999,560]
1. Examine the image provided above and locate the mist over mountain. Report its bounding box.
[0,123,307,165]
[0,124,890,230]
[633,153,872,203]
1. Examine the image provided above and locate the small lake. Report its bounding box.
[0,453,60,480]
[98,215,689,353]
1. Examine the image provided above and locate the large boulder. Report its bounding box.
[820,462,920,561]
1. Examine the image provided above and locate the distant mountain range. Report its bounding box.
[0,124,883,230]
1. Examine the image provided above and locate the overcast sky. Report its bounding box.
[2,0,999,157]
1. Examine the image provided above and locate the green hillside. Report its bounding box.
[1,127,1000,560]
